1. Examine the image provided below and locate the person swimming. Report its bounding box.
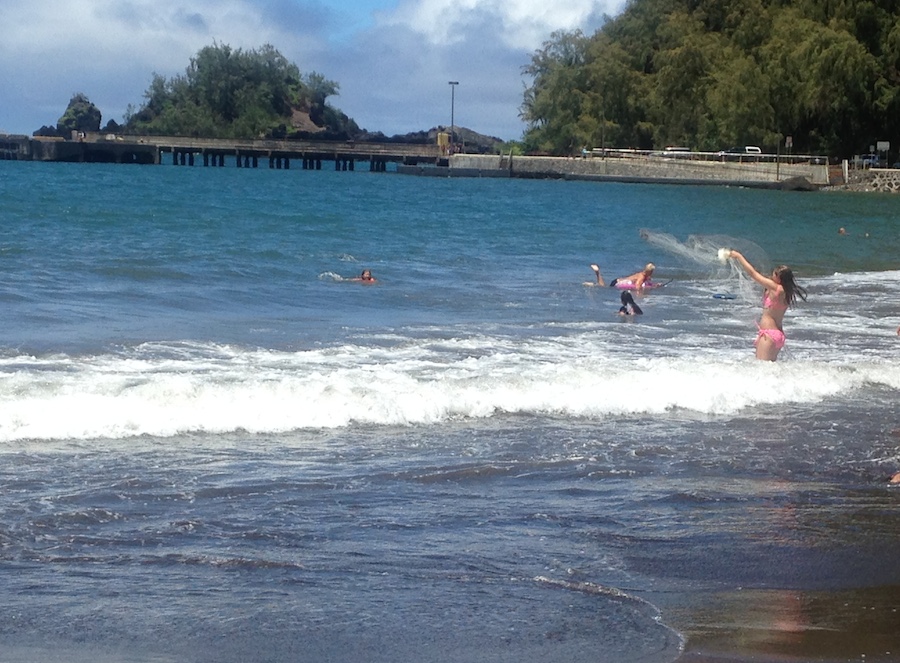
[349,269,376,283]
[725,249,807,361]
[618,291,643,315]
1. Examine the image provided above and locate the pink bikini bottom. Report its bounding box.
[755,326,785,350]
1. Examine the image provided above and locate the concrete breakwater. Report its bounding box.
[443,153,833,188]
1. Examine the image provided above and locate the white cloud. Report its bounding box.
[0,0,327,70]
[383,0,618,49]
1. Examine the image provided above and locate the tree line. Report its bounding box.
[519,0,900,158]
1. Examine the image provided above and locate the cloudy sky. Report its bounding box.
[0,0,626,141]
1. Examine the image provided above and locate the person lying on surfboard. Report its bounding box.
[589,263,656,290]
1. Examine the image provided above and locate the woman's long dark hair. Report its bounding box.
[775,265,807,306]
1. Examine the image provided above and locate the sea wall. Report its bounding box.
[862,169,900,193]
[825,168,900,193]
[451,153,831,187]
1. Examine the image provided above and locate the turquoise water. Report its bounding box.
[1,161,899,662]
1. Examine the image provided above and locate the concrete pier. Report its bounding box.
[133,134,439,170]
[0,132,441,171]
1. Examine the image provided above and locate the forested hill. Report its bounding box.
[520,0,900,157]
[123,44,359,141]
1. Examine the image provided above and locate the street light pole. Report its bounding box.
[448,81,459,152]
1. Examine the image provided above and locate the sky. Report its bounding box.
[0,0,627,141]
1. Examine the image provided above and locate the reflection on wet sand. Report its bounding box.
[646,478,900,662]
[675,585,900,662]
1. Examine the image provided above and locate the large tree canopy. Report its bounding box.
[124,43,358,140]
[520,0,900,157]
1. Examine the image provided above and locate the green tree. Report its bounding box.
[520,30,593,153]
[704,51,775,149]
[648,16,721,147]
[302,72,340,125]
[125,43,347,140]
[581,37,652,148]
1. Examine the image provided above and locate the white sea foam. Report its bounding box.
[0,335,896,443]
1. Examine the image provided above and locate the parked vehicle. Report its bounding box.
[717,146,762,156]
[717,146,762,161]
[859,154,882,168]
[650,146,692,158]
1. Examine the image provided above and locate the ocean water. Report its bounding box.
[1,160,900,663]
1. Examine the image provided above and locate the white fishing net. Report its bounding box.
[639,229,771,303]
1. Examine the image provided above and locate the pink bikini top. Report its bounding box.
[764,291,788,311]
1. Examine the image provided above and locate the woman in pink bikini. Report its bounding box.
[726,250,807,361]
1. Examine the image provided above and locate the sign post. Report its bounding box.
[877,140,890,167]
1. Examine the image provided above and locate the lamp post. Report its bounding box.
[448,81,459,152]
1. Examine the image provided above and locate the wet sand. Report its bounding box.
[669,585,900,662]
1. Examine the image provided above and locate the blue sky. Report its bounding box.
[0,0,625,141]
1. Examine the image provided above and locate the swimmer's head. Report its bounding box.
[644,263,655,274]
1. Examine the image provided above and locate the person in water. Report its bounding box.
[349,269,376,283]
[589,263,656,289]
[618,291,643,316]
[726,249,807,361]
